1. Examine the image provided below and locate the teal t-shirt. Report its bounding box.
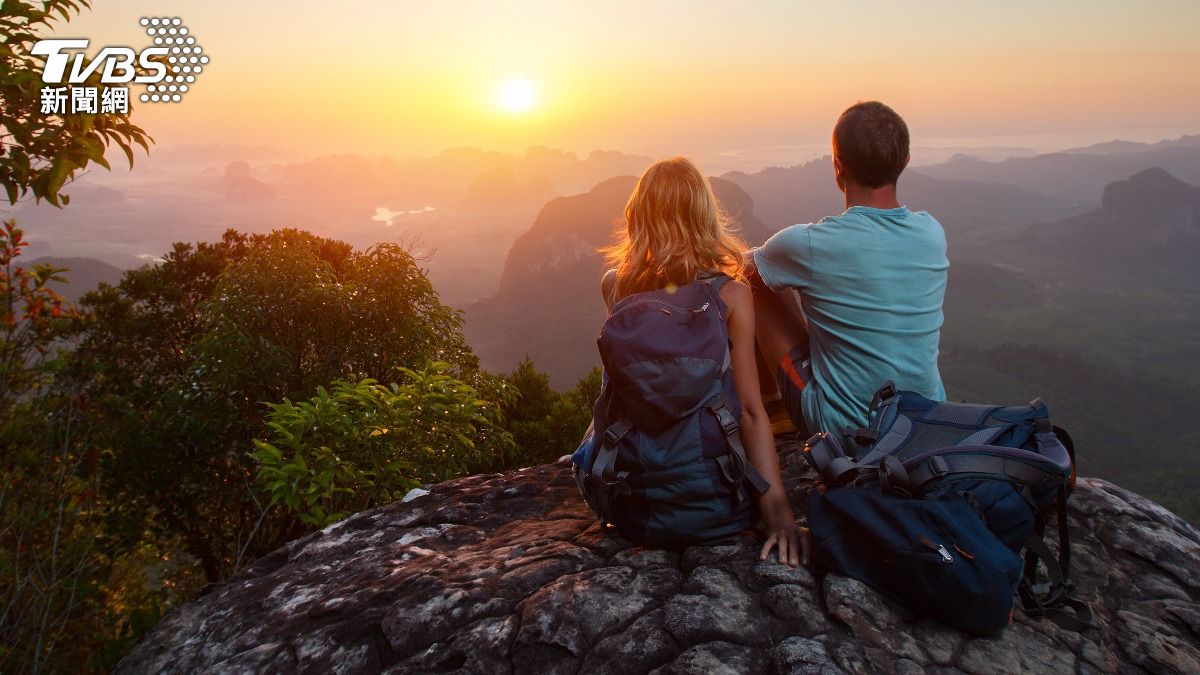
[753,205,949,436]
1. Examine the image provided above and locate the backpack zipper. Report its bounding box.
[919,536,955,564]
[936,544,954,564]
[613,297,712,316]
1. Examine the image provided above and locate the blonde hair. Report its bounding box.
[604,157,745,299]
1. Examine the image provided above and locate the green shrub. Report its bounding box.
[252,363,514,529]
[501,359,600,466]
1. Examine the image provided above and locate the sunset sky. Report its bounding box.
[45,0,1200,163]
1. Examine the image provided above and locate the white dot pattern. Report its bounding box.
[139,17,207,104]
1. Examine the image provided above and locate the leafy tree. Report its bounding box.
[1,0,154,206]
[71,229,481,581]
[1,5,168,668]
[0,378,107,673]
[1,221,190,673]
[195,229,476,403]
[501,359,600,466]
[0,220,95,673]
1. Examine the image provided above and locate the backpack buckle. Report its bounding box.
[709,402,739,436]
[604,419,632,445]
[929,455,949,478]
[606,471,632,493]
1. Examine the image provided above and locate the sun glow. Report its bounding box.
[496,78,538,114]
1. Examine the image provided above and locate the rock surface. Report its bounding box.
[118,438,1200,674]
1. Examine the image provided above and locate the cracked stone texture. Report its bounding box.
[118,438,1200,674]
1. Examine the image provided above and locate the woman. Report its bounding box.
[597,157,806,566]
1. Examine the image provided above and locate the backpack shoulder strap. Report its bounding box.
[696,270,733,291]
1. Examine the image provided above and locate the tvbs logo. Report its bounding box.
[35,17,207,113]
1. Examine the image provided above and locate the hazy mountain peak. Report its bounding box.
[1100,167,1197,220]
[944,152,986,164]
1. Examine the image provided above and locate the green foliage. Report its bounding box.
[0,222,194,674]
[97,599,162,670]
[501,359,600,466]
[0,220,94,673]
[196,229,477,403]
[70,229,482,582]
[1,399,103,674]
[0,220,77,410]
[0,0,154,206]
[252,364,514,530]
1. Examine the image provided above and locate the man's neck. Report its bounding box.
[843,182,901,210]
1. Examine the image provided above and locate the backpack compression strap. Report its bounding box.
[585,419,633,526]
[592,418,632,487]
[706,396,771,498]
[1018,483,1094,632]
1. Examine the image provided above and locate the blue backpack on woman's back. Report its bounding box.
[572,274,770,547]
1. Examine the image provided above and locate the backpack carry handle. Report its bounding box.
[869,380,898,412]
[878,456,911,497]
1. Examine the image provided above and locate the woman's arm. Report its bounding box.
[722,280,809,566]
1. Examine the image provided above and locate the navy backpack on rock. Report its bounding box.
[804,382,1093,635]
[572,274,771,547]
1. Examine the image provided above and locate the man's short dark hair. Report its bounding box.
[832,101,910,188]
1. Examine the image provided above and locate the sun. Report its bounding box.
[495,78,538,114]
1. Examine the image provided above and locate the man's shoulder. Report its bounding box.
[837,206,946,237]
[768,214,845,242]
[903,207,944,227]
[901,208,948,246]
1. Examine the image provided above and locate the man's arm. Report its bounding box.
[747,225,816,293]
[744,244,809,374]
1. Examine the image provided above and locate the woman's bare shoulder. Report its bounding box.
[719,278,752,308]
[601,269,617,309]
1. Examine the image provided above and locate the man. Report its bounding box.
[748,101,949,440]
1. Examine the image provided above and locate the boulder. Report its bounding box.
[118,439,1200,674]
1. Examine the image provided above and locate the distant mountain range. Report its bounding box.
[1061,135,1200,156]
[917,135,1200,206]
[463,163,1200,522]
[721,158,1079,235]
